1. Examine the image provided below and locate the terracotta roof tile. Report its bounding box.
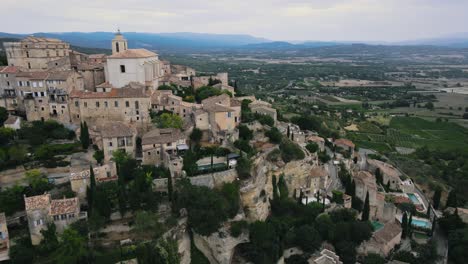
[107,49,157,59]
[100,122,134,138]
[142,128,185,145]
[49,197,79,215]
[24,194,51,211]
[334,138,355,148]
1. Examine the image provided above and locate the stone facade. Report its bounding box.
[142,128,187,166]
[4,37,70,70]
[70,163,118,202]
[24,194,84,245]
[0,213,9,261]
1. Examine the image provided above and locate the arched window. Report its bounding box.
[116,42,120,53]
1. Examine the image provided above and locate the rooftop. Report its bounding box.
[142,128,184,145]
[50,197,79,215]
[3,115,20,125]
[24,193,51,211]
[70,86,148,99]
[16,71,49,80]
[107,49,157,59]
[354,171,377,190]
[100,122,134,138]
[373,220,402,244]
[334,138,355,149]
[0,66,19,74]
[367,159,401,180]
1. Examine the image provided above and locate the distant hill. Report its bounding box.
[0,32,270,52]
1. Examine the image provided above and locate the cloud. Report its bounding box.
[2,0,468,41]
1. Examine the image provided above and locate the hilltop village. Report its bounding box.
[0,32,459,264]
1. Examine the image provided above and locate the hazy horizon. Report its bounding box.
[3,0,468,42]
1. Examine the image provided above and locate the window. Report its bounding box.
[104,101,108,108]
[114,101,119,107]
[136,117,139,121]
[68,214,75,219]
[34,92,38,97]
[32,82,37,88]
[120,65,126,73]
[39,81,43,87]
[125,101,129,107]
[116,42,120,53]
[84,102,87,107]
[148,152,151,156]
[27,81,30,86]
[75,101,79,107]
[96,102,100,108]
[227,112,232,118]
[60,214,66,220]
[6,81,9,86]
[26,51,29,58]
[28,62,31,69]
[136,111,139,115]
[109,142,113,147]
[135,101,139,109]
[40,92,44,97]
[53,215,59,221]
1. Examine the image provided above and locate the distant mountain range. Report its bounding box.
[1,31,468,53]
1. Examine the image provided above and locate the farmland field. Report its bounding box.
[348,117,468,153]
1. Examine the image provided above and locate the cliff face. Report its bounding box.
[193,224,249,264]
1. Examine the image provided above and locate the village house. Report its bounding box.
[307,135,326,152]
[192,73,229,89]
[151,89,200,122]
[3,115,21,130]
[141,128,187,166]
[199,94,241,144]
[24,194,84,245]
[0,66,20,113]
[366,159,403,191]
[0,213,9,261]
[334,138,355,154]
[358,220,402,257]
[69,84,151,131]
[310,249,343,264]
[248,99,278,124]
[70,163,118,202]
[97,122,137,161]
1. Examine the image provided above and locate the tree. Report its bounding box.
[182,149,198,176]
[272,175,279,201]
[265,127,282,144]
[39,223,59,254]
[8,144,27,164]
[238,124,253,141]
[136,238,180,264]
[195,86,222,102]
[362,253,386,264]
[362,191,370,221]
[446,190,458,208]
[24,169,51,195]
[54,228,88,264]
[279,140,305,163]
[0,107,8,125]
[79,121,90,150]
[293,225,322,252]
[425,102,434,110]
[401,212,408,238]
[0,127,15,146]
[236,156,252,179]
[305,142,319,153]
[134,211,165,239]
[93,150,104,165]
[155,113,183,129]
[375,168,383,185]
[190,128,202,145]
[433,187,442,209]
[278,174,288,199]
[167,174,173,202]
[408,213,413,236]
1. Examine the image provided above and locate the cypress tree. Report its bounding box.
[408,214,413,237]
[286,126,290,138]
[446,190,458,208]
[375,168,383,185]
[80,121,90,150]
[272,175,279,201]
[278,174,288,199]
[298,190,304,205]
[90,164,96,191]
[433,188,442,209]
[167,174,173,202]
[362,191,370,221]
[401,212,408,238]
[291,132,294,141]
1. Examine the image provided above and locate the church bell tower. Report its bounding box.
[111,29,128,55]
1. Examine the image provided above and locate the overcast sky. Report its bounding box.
[3,0,468,42]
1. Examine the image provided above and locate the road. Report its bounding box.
[326,160,341,195]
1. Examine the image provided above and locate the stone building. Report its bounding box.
[200,94,241,144]
[248,100,277,124]
[358,220,402,257]
[0,66,20,113]
[3,36,70,70]
[366,159,403,191]
[307,135,326,152]
[151,89,200,122]
[310,249,343,264]
[70,163,118,202]
[98,122,137,161]
[0,213,9,261]
[69,84,151,131]
[24,194,84,245]
[334,138,355,154]
[353,171,378,219]
[3,115,21,130]
[141,128,187,166]
[105,31,162,90]
[192,73,229,89]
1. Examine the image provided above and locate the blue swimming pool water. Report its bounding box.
[411,219,431,229]
[407,193,420,204]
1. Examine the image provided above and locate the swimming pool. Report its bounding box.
[411,219,431,229]
[407,193,420,204]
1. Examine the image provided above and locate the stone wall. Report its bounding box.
[153,169,238,192]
